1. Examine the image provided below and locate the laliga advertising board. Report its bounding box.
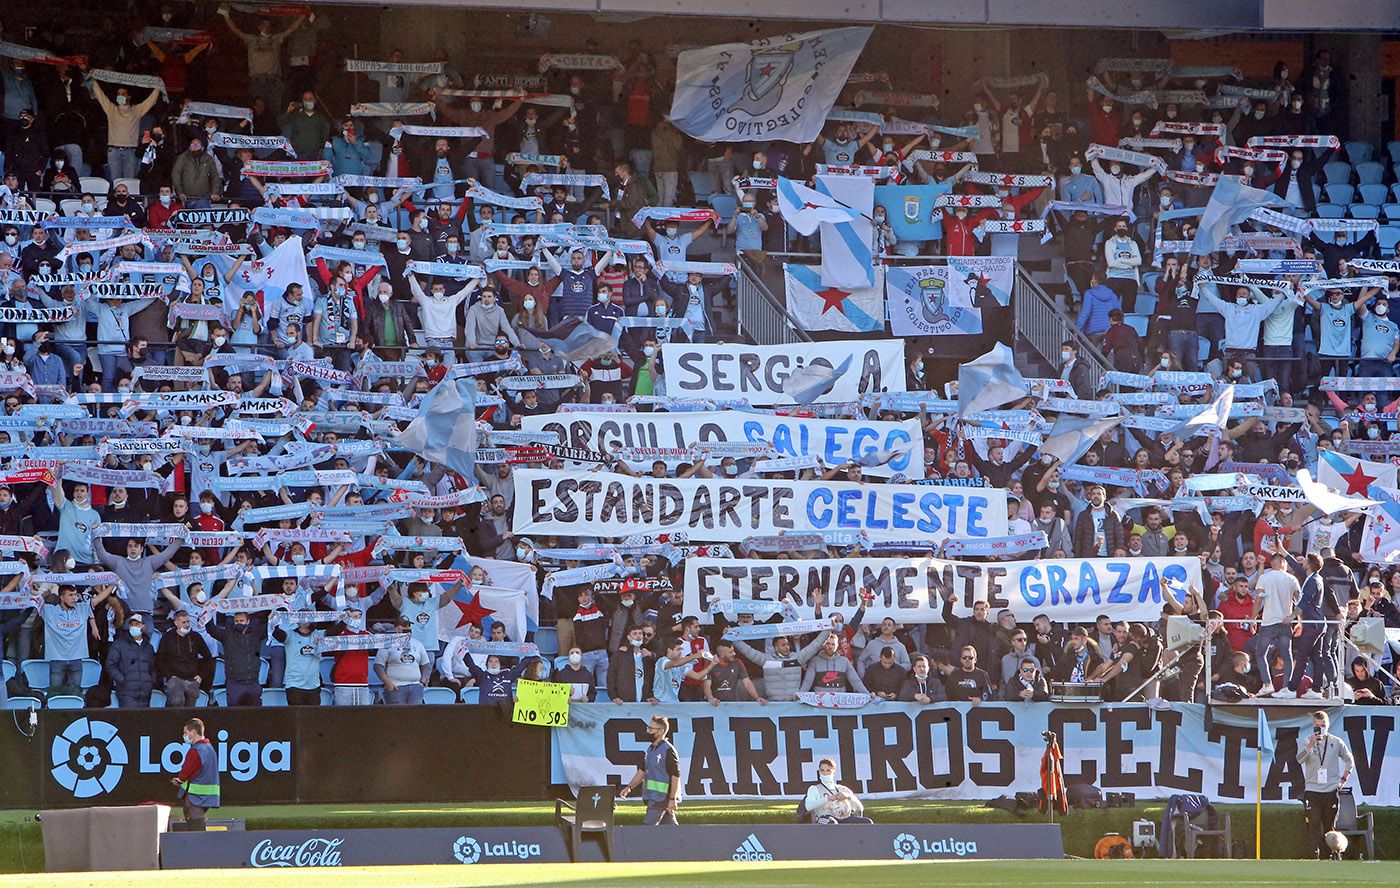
[520,411,924,477]
[665,341,906,405]
[512,469,1007,544]
[685,555,1203,623]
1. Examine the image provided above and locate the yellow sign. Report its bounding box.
[512,678,570,727]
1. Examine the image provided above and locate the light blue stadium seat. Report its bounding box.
[20,659,48,690]
[1124,314,1149,336]
[80,659,102,689]
[1355,161,1385,185]
[423,686,457,705]
[5,696,40,710]
[1324,184,1354,205]
[1315,204,1346,219]
[1382,204,1400,222]
[1388,141,1400,164]
[1378,227,1400,254]
[535,626,559,656]
[1322,161,1352,185]
[1358,183,1389,207]
[46,695,86,709]
[460,686,480,704]
[1350,204,1380,219]
[689,170,718,201]
[262,688,288,707]
[1344,141,1374,164]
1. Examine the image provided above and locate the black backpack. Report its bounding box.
[794,783,825,823]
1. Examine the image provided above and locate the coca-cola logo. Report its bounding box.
[249,837,344,868]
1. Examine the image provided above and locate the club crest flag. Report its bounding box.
[669,27,873,143]
[887,257,1012,337]
[874,184,939,241]
[785,263,885,333]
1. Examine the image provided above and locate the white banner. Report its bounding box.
[557,702,1397,805]
[513,470,1007,543]
[685,555,1201,623]
[666,341,905,406]
[669,27,873,143]
[521,412,923,478]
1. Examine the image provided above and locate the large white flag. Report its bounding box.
[669,27,872,143]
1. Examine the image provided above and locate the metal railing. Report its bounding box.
[1012,265,1113,387]
[735,253,810,345]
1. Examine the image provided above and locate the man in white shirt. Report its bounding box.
[1254,552,1301,696]
[374,617,432,704]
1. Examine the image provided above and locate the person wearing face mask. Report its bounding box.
[1059,152,1104,204]
[4,108,45,190]
[373,616,433,705]
[551,645,599,702]
[462,287,519,358]
[207,611,268,706]
[96,535,186,622]
[1353,294,1400,381]
[619,715,684,824]
[642,215,713,283]
[1301,285,1368,378]
[220,10,306,112]
[799,757,873,825]
[608,625,660,704]
[1089,150,1156,213]
[171,138,222,208]
[170,717,221,830]
[454,648,540,705]
[88,74,161,182]
[1271,145,1330,215]
[727,191,769,256]
[105,613,157,708]
[324,607,375,706]
[444,93,523,188]
[155,610,215,706]
[1076,269,1123,341]
[1101,218,1143,312]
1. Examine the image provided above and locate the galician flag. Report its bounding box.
[784,263,885,333]
[1318,449,1398,496]
[396,372,478,480]
[776,177,861,235]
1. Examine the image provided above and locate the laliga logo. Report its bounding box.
[250,837,344,868]
[893,833,979,859]
[892,833,921,860]
[51,718,127,799]
[453,835,541,864]
[50,719,291,798]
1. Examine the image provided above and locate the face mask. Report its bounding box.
[1291,159,1302,169]
[159,193,175,207]
[873,213,886,223]
[1230,368,1242,379]
[114,95,129,107]
[1160,357,1171,369]
[129,626,142,638]
[397,239,410,252]
[176,626,191,637]
[515,546,528,560]
[629,637,643,648]
[666,227,679,238]
[1061,349,1072,363]
[54,159,66,170]
[470,101,483,113]
[1379,304,1390,317]
[1236,296,1249,306]
[3,236,14,246]
[882,142,894,152]
[1102,104,1114,113]
[954,210,967,220]
[291,554,307,565]
[1243,166,1255,177]
[643,345,655,358]
[597,292,610,304]
[1110,165,1122,176]
[820,774,836,788]
[1369,427,1381,439]
[1115,229,1128,238]
[1161,196,1172,208]
[742,201,755,209]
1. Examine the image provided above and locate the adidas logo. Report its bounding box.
[732,833,774,862]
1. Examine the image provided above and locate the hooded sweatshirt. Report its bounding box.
[463,301,520,348]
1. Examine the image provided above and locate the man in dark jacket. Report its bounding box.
[207,612,265,706]
[1060,340,1097,399]
[941,591,999,667]
[155,610,215,707]
[1052,627,1105,683]
[1001,657,1051,701]
[897,654,948,704]
[105,613,157,708]
[1073,483,1126,557]
[5,109,47,190]
[608,625,657,703]
[1271,147,1331,216]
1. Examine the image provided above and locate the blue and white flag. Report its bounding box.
[783,263,884,333]
[814,174,875,289]
[396,374,478,480]
[1171,384,1234,437]
[1040,414,1126,468]
[522,316,620,363]
[669,27,872,143]
[957,343,1029,418]
[782,355,853,407]
[775,177,861,236]
[1257,708,1274,757]
[1191,176,1294,256]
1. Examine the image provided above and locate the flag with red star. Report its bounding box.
[433,555,538,644]
[1318,449,1397,496]
[784,263,885,332]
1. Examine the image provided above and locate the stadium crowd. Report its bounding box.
[0,5,1395,714]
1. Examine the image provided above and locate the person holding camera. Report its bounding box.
[801,757,873,825]
[1296,710,1354,859]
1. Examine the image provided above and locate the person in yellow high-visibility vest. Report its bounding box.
[170,717,220,830]
[619,714,681,825]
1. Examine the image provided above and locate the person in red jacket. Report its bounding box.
[1217,575,1256,655]
[328,609,372,706]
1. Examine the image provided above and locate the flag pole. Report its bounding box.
[1260,745,1271,862]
